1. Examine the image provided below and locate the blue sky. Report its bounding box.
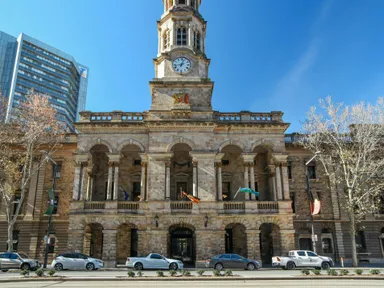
[1,0,384,132]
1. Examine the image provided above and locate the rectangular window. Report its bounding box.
[133,159,142,166]
[355,231,367,253]
[132,182,141,201]
[53,164,61,179]
[287,161,292,179]
[222,182,231,201]
[307,164,316,179]
[13,196,21,215]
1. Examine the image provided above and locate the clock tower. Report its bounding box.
[150,0,214,116]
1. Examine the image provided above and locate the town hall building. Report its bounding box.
[1,0,384,268]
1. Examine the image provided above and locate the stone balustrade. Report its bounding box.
[215,111,283,123]
[79,111,146,122]
[72,200,292,215]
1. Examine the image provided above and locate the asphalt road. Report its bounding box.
[2,279,384,288]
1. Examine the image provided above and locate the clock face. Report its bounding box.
[173,57,191,73]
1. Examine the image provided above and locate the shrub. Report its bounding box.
[311,269,321,275]
[35,268,45,277]
[20,269,29,277]
[224,270,233,276]
[137,271,143,277]
[127,271,135,277]
[339,269,349,276]
[369,269,380,275]
[213,269,221,277]
[355,269,363,275]
[197,269,205,276]
[168,270,177,277]
[301,269,310,276]
[156,271,164,277]
[180,269,190,276]
[48,270,56,277]
[327,269,338,276]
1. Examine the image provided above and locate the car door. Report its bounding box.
[9,253,22,269]
[230,254,245,269]
[75,253,87,269]
[71,254,84,269]
[306,251,322,267]
[0,253,11,269]
[149,254,163,269]
[296,251,309,267]
[218,254,231,268]
[60,254,73,269]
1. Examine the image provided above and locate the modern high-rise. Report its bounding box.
[0,31,88,131]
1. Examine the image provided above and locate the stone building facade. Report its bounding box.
[1,0,384,267]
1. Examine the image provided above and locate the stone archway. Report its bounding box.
[89,144,110,201]
[170,143,193,200]
[83,223,103,259]
[259,223,280,265]
[116,223,138,264]
[225,223,247,257]
[168,224,196,266]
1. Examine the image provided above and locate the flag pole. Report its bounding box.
[233,187,241,200]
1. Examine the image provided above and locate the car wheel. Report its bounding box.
[321,262,330,270]
[20,263,30,271]
[134,262,144,270]
[86,263,95,271]
[54,263,64,271]
[214,263,224,271]
[286,262,296,270]
[1,269,9,272]
[247,263,256,271]
[169,263,178,271]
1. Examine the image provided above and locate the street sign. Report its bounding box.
[312,234,318,242]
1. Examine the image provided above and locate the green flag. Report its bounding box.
[44,189,55,215]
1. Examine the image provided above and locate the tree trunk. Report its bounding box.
[7,221,14,252]
[348,211,358,267]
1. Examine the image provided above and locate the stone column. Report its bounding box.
[268,165,277,201]
[275,164,283,200]
[190,152,216,201]
[79,163,87,201]
[280,229,295,256]
[113,164,119,200]
[140,162,147,201]
[249,163,256,200]
[244,164,249,188]
[192,160,198,197]
[216,162,223,201]
[102,229,117,268]
[25,162,39,217]
[106,162,113,200]
[72,164,81,200]
[246,230,261,260]
[165,161,171,200]
[147,153,173,201]
[85,169,92,201]
[281,161,290,200]
[195,230,225,262]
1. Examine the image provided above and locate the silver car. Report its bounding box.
[51,253,104,271]
[0,252,41,272]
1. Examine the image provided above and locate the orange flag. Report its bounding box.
[182,191,200,204]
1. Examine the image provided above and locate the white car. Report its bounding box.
[52,253,104,271]
[126,253,183,270]
[272,250,334,270]
[0,252,41,272]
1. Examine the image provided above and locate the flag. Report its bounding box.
[239,187,260,196]
[45,189,55,215]
[120,187,129,201]
[310,190,321,215]
[182,191,200,204]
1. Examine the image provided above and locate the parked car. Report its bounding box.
[0,252,41,272]
[272,250,334,270]
[206,254,261,271]
[126,253,183,270]
[52,253,104,271]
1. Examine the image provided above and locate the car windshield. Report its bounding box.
[18,253,29,259]
[78,253,89,259]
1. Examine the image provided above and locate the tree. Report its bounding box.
[0,91,65,252]
[299,96,384,267]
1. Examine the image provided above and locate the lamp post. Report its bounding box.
[305,151,320,253]
[43,154,58,269]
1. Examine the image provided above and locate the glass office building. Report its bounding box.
[0,31,88,131]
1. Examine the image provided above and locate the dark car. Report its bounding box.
[206,254,261,271]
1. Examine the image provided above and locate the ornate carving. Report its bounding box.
[173,93,189,104]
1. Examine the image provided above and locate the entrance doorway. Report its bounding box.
[259,223,281,265]
[170,228,195,266]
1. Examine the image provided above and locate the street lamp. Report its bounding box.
[305,151,320,253]
[42,152,58,268]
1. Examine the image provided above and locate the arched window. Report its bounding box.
[178,0,186,4]
[177,27,187,46]
[194,31,201,51]
[163,30,170,50]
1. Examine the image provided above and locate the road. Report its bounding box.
[2,279,384,288]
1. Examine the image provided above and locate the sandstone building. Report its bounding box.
[1,0,384,267]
